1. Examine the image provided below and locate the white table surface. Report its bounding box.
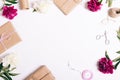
[1,0,120,80]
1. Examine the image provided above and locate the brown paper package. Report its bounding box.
[19,0,29,10]
[54,0,82,15]
[0,21,21,54]
[25,65,55,80]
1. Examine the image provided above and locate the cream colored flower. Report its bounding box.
[2,52,18,67]
[32,0,52,13]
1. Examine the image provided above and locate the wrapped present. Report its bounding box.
[25,65,55,80]
[0,21,21,54]
[54,0,82,15]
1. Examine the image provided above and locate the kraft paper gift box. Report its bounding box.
[0,21,21,54]
[54,0,82,15]
[25,65,55,80]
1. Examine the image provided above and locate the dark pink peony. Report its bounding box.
[97,57,114,74]
[87,0,102,12]
[2,6,17,19]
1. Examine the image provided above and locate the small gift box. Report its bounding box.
[54,0,82,15]
[0,21,21,54]
[25,65,55,80]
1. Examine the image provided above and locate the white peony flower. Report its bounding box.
[2,52,18,67]
[32,0,52,13]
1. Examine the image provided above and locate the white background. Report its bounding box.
[1,0,120,80]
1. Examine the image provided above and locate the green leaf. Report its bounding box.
[117,36,120,40]
[0,63,18,80]
[112,56,120,62]
[5,0,17,4]
[114,61,120,70]
[0,63,3,72]
[0,75,9,80]
[99,0,103,3]
[10,67,16,72]
[7,64,10,69]
[3,72,12,80]
[9,73,19,76]
[113,58,120,62]
[5,3,12,6]
[33,9,37,12]
[3,64,11,72]
[116,51,120,54]
[105,51,110,60]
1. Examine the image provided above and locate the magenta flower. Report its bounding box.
[97,57,114,74]
[87,0,102,12]
[2,6,17,20]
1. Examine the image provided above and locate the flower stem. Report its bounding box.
[112,56,120,62]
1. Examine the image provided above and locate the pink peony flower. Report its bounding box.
[2,6,17,20]
[97,57,114,74]
[87,0,102,12]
